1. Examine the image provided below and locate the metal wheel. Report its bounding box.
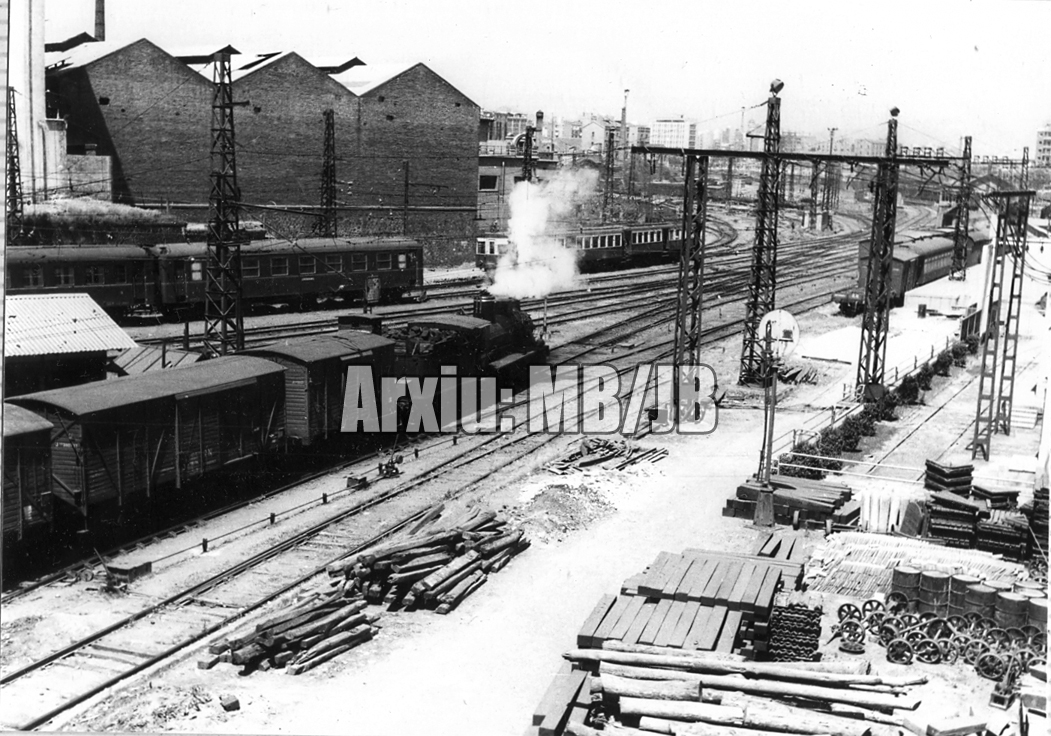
[947,615,967,632]
[984,628,1011,651]
[900,613,919,628]
[1005,628,1028,648]
[862,599,885,616]
[905,630,926,644]
[840,620,865,642]
[866,611,886,634]
[918,611,938,623]
[926,618,954,641]
[887,638,914,665]
[1031,632,1046,651]
[938,638,960,665]
[963,638,990,665]
[914,637,942,664]
[1021,625,1042,643]
[976,652,1008,680]
[886,592,909,613]
[879,623,902,647]
[977,617,999,633]
[964,612,983,626]
[838,603,863,622]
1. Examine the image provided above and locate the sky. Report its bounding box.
[43,0,1051,157]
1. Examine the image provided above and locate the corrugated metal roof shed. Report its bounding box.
[3,404,54,438]
[5,294,138,357]
[10,356,284,417]
[110,345,203,375]
[245,331,394,364]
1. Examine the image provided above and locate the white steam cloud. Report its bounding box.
[488,168,600,299]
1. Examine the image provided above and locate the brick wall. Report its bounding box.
[50,39,212,206]
[63,154,112,200]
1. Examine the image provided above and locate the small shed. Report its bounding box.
[245,331,395,445]
[10,357,286,518]
[2,404,54,542]
[4,293,137,396]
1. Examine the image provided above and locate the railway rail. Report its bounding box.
[1,207,931,730]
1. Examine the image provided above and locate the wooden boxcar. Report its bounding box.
[5,245,158,316]
[245,331,396,445]
[148,237,424,310]
[2,404,54,543]
[9,356,286,520]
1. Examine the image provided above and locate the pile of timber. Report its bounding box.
[325,507,529,613]
[548,438,667,475]
[805,531,1024,597]
[200,590,379,676]
[923,460,972,495]
[726,476,857,529]
[578,544,804,663]
[531,646,928,736]
[970,484,1020,510]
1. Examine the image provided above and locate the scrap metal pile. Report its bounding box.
[548,438,668,475]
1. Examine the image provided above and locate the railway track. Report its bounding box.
[0,207,925,729]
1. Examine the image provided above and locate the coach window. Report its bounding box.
[351,253,368,271]
[22,265,43,287]
[191,261,203,281]
[398,253,407,269]
[325,255,342,272]
[377,253,392,270]
[55,266,75,286]
[272,257,289,276]
[112,265,128,283]
[243,258,260,278]
[300,256,316,275]
[85,266,105,285]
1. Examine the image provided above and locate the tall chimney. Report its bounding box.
[95,0,105,41]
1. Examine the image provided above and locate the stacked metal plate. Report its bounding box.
[766,604,822,662]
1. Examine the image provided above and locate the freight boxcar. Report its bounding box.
[2,404,54,544]
[833,230,982,315]
[245,331,397,445]
[9,357,286,522]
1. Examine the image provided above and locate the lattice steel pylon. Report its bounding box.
[1020,147,1029,190]
[855,109,901,401]
[738,82,783,385]
[949,136,972,281]
[6,86,24,244]
[602,127,616,222]
[971,192,1032,461]
[808,162,819,231]
[319,109,337,238]
[204,50,245,356]
[672,156,710,422]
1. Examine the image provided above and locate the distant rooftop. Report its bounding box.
[5,293,137,357]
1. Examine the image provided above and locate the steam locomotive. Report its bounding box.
[2,295,544,562]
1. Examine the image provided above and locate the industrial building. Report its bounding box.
[44,37,481,264]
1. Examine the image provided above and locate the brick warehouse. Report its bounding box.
[45,39,481,264]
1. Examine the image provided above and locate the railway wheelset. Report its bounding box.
[831,593,1046,681]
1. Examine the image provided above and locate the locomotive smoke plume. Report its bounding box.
[488,168,600,299]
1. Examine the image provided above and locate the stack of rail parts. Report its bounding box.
[925,491,987,549]
[806,531,1025,597]
[531,650,930,736]
[727,475,857,529]
[201,589,380,676]
[760,591,824,662]
[548,438,668,475]
[923,459,973,495]
[325,507,529,613]
[976,509,1030,560]
[777,363,819,385]
[1022,487,1049,563]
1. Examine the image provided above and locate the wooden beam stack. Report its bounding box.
[325,507,529,613]
[200,590,380,676]
[725,476,856,528]
[550,648,927,736]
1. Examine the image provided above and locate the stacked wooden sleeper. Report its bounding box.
[325,507,530,613]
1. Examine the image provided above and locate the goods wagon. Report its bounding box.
[2,404,54,543]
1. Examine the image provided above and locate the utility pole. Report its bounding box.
[725,157,734,203]
[855,108,900,401]
[1020,147,1029,190]
[521,124,536,183]
[203,49,246,356]
[6,87,24,245]
[320,109,337,238]
[949,136,972,281]
[672,155,710,425]
[808,163,820,231]
[603,127,616,223]
[972,191,1033,460]
[739,80,784,385]
[821,128,838,229]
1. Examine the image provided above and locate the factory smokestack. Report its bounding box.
[94,0,105,41]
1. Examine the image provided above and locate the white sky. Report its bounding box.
[44,0,1050,157]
